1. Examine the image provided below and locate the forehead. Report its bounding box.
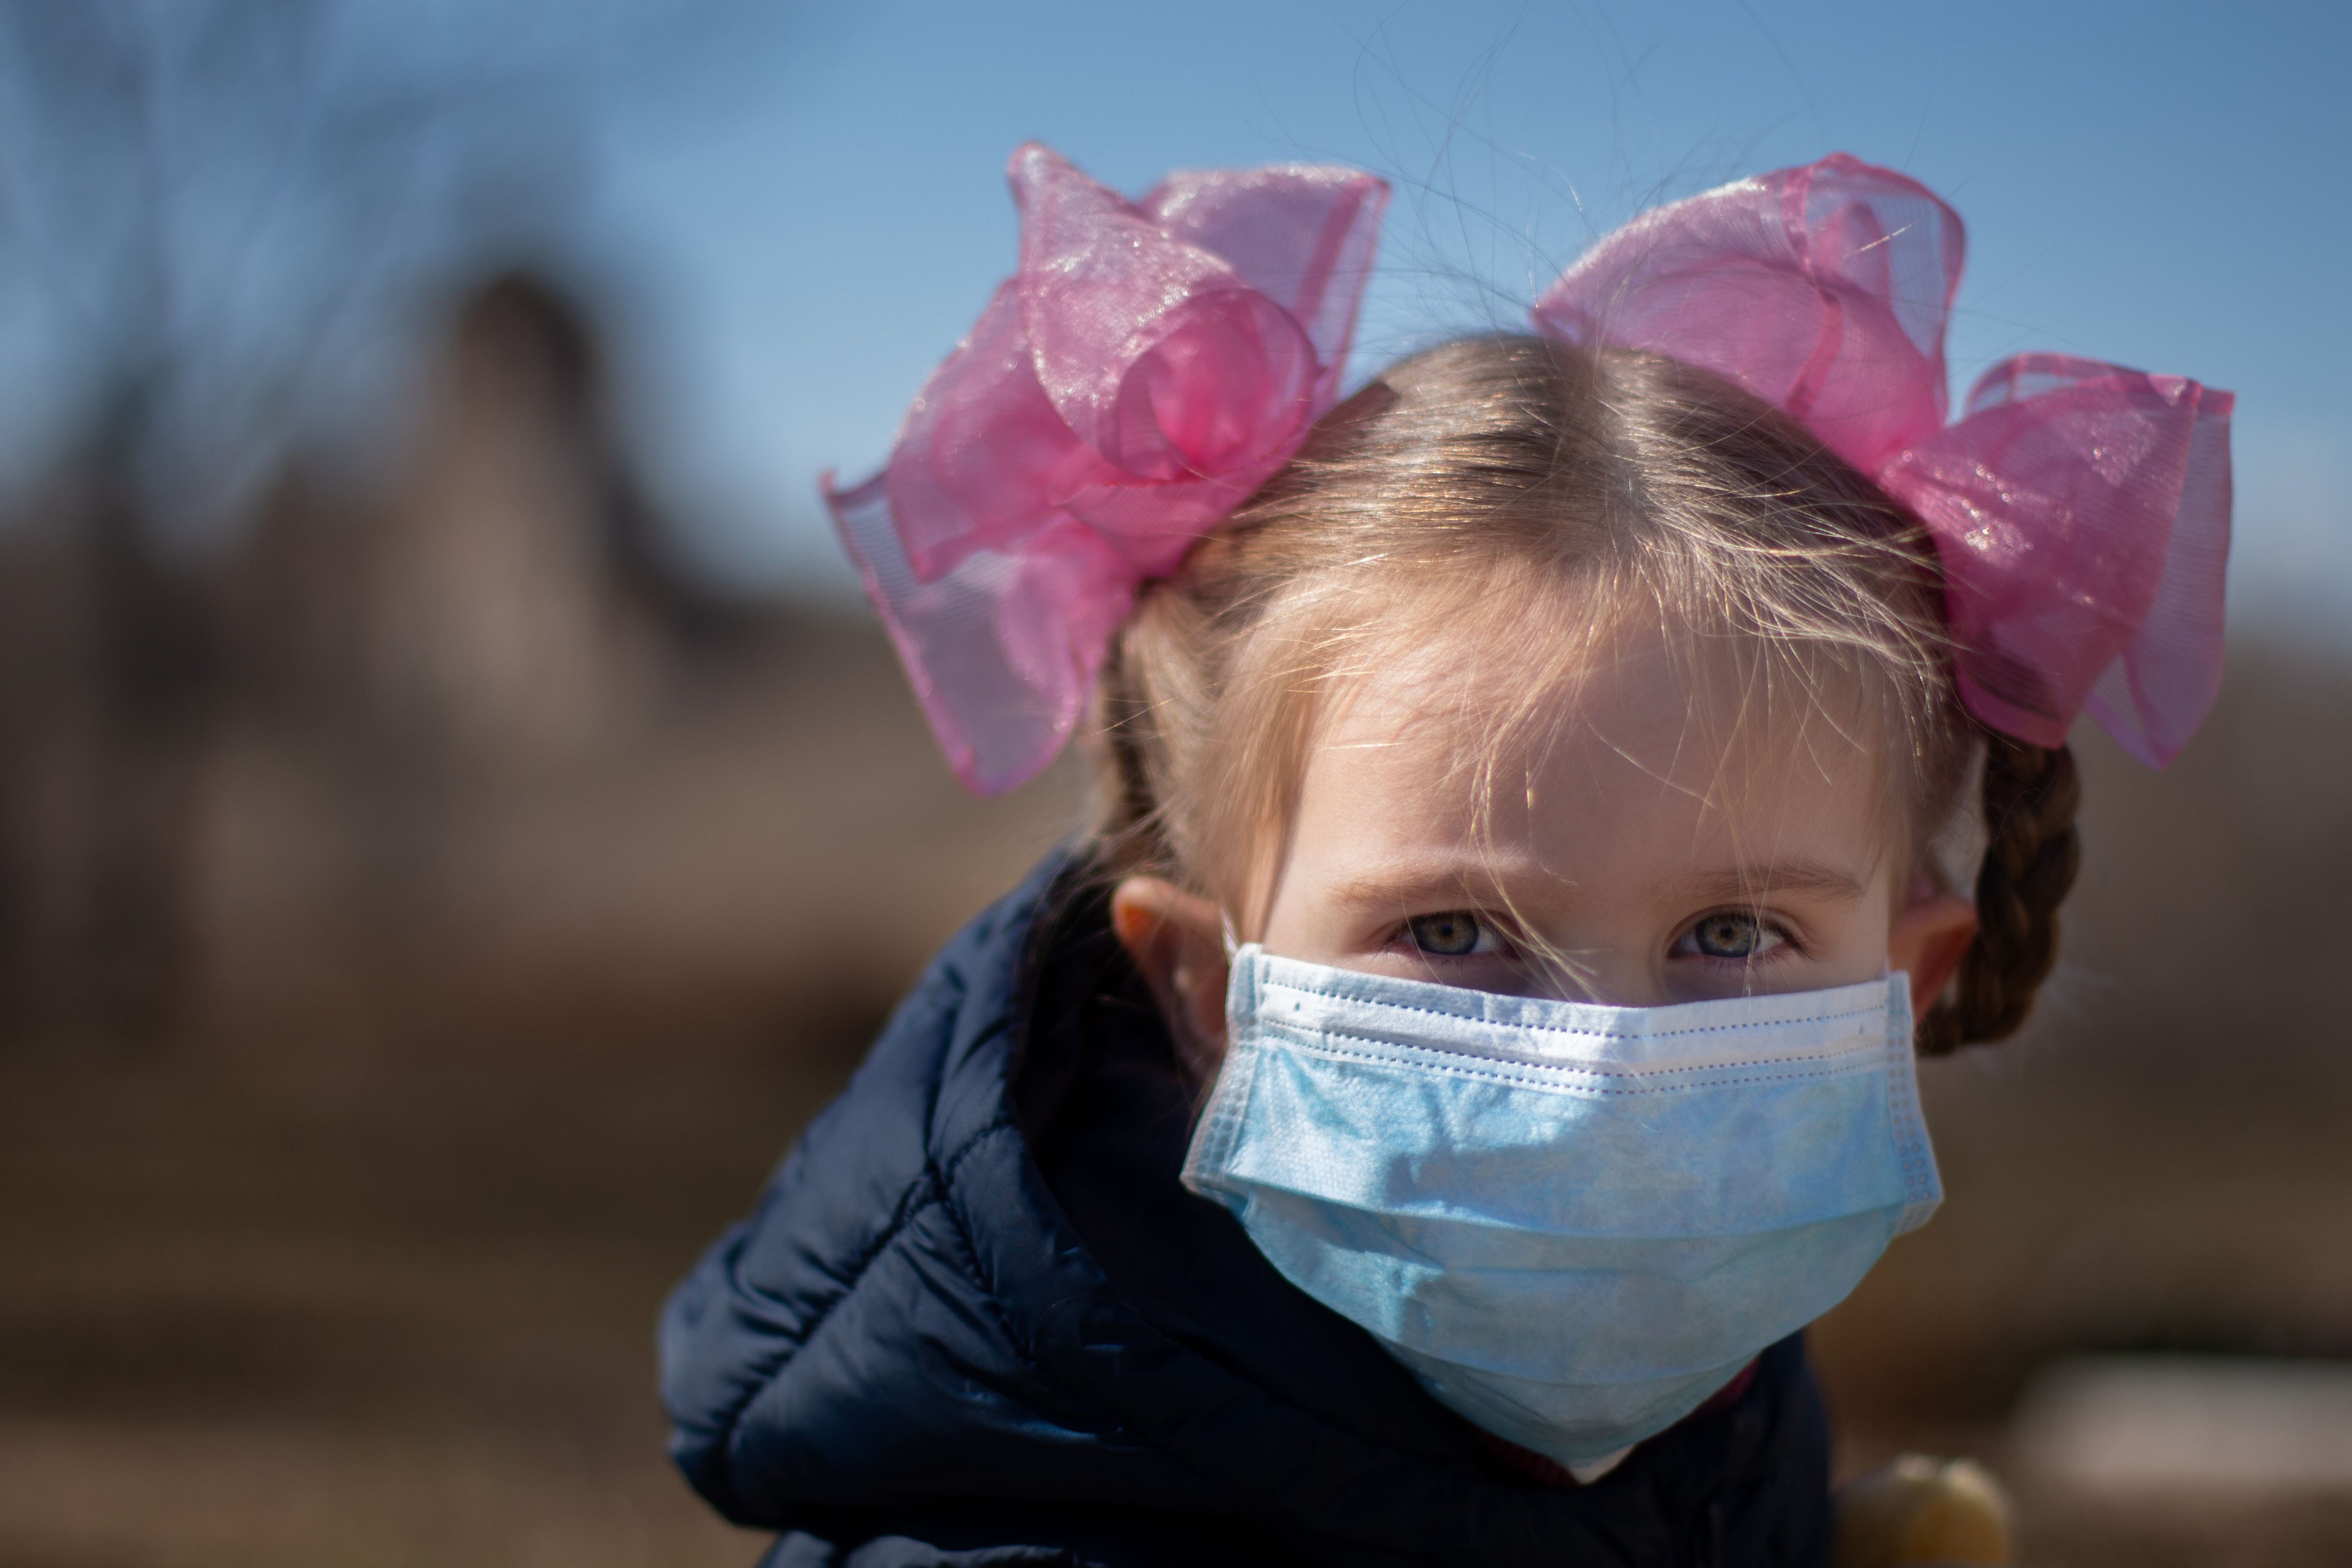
[1285,605,1892,894]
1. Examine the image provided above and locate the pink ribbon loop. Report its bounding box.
[828,143,1388,794]
[1889,355,2232,763]
[1533,155,2232,767]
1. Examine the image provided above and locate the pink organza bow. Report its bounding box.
[1534,153,2233,767]
[829,143,1388,793]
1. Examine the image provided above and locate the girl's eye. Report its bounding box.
[1682,912,1785,962]
[1407,911,1492,957]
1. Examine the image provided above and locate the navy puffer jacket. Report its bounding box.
[660,855,1833,1567]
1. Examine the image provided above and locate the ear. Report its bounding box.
[1109,876,1232,1082]
[1888,883,1979,1022]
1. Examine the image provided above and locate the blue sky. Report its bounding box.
[9,0,2349,641]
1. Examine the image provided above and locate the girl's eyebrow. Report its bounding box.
[1323,855,1868,914]
[1321,857,1537,915]
[1681,860,1868,903]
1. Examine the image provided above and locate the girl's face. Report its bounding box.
[1112,610,1978,1070]
[1263,613,1925,1006]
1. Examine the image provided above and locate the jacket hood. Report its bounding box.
[660,855,1830,1567]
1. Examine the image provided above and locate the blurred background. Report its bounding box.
[0,2,2344,1565]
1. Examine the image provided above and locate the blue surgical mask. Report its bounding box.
[1182,947,1940,1474]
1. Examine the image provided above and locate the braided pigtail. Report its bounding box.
[1918,737,2083,1054]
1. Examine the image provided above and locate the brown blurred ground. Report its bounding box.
[1,279,2347,1566]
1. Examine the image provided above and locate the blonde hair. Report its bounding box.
[1081,334,2078,1051]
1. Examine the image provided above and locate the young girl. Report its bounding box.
[660,146,2230,1567]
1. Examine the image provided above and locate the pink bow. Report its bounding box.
[1534,153,2232,767]
[828,143,1389,793]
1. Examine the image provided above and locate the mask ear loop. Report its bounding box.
[1220,911,1240,960]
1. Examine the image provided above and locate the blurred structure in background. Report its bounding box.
[0,0,1065,1062]
[0,261,1068,1054]
[0,404,213,1043]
